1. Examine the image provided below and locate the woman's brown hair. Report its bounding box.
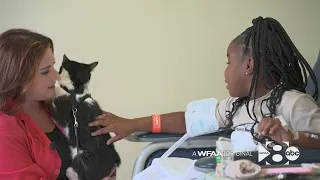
[0,28,54,113]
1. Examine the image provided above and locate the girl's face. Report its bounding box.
[224,43,253,97]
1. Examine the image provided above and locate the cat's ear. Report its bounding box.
[63,54,70,64]
[89,61,98,71]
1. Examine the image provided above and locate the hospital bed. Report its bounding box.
[128,50,320,179]
[127,129,232,178]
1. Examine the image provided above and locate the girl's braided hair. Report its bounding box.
[224,17,318,142]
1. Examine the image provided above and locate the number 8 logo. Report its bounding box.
[266,142,288,165]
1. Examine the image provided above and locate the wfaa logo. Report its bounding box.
[258,141,300,165]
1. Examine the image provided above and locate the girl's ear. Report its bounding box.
[245,57,254,75]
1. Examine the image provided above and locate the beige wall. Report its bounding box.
[1,0,319,179]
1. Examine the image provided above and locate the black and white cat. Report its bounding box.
[48,55,121,180]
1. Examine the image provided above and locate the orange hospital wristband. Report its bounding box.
[152,114,161,133]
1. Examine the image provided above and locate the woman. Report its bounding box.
[0,28,65,180]
[89,17,320,149]
[0,29,116,180]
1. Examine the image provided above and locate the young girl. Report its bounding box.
[89,16,320,149]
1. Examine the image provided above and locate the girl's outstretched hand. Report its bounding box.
[89,112,136,145]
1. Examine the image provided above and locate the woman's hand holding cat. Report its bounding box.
[89,112,136,145]
[258,118,294,144]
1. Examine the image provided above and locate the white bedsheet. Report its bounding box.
[132,157,206,180]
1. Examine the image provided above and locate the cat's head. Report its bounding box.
[58,54,98,91]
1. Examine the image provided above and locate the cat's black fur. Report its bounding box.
[47,55,121,180]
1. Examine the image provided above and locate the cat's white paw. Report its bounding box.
[66,167,79,180]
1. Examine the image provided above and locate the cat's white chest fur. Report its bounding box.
[70,146,84,159]
[54,85,95,106]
